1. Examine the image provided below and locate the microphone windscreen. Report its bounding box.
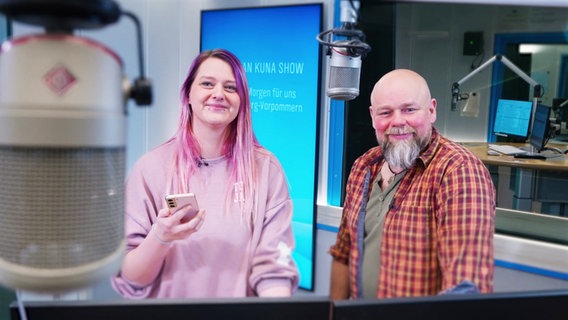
[327,46,362,101]
[0,147,125,292]
[0,34,127,292]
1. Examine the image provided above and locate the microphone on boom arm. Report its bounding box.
[317,0,371,101]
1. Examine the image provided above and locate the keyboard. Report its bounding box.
[488,144,527,155]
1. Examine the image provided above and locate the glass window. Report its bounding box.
[329,1,568,245]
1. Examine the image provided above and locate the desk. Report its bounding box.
[463,142,568,214]
[464,142,568,170]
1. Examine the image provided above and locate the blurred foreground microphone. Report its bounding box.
[317,0,371,101]
[0,0,152,292]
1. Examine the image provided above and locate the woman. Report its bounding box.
[112,49,299,298]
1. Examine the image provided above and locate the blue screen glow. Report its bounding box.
[493,99,533,139]
[201,4,322,290]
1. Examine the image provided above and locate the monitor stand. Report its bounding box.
[513,144,544,159]
[513,153,547,160]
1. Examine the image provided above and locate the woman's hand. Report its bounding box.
[152,206,206,244]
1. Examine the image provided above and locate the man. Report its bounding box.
[329,69,495,299]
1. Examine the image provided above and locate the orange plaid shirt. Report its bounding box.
[330,128,495,298]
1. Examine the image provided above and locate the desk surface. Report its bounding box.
[462,142,568,171]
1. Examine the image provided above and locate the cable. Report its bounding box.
[543,146,563,154]
[16,290,28,320]
[470,50,485,70]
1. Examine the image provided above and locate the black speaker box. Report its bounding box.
[463,31,483,56]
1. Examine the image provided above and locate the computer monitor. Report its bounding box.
[10,296,331,320]
[332,289,568,320]
[493,99,533,140]
[529,103,552,152]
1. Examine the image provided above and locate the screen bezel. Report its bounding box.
[10,289,568,320]
[332,289,568,320]
[10,297,331,320]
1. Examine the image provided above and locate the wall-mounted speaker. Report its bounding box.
[463,31,483,56]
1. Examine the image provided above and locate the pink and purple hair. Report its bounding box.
[168,49,261,216]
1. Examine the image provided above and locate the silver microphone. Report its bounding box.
[0,0,151,293]
[317,0,371,101]
[0,32,126,293]
[327,41,363,101]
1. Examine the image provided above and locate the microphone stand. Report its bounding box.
[451,54,543,111]
[451,54,544,150]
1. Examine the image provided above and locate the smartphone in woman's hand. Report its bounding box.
[165,193,199,220]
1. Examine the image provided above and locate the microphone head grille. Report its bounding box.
[0,147,124,272]
[327,65,361,100]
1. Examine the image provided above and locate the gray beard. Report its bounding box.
[379,130,431,170]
